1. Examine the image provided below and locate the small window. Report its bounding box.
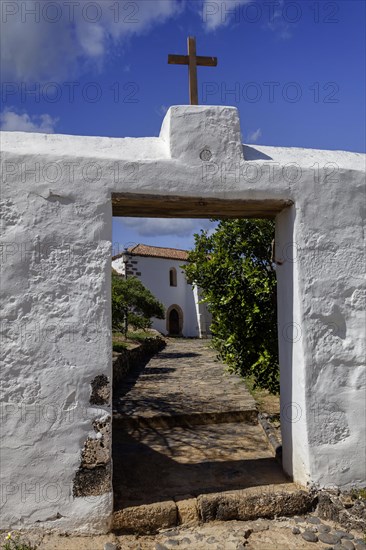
[169,268,177,287]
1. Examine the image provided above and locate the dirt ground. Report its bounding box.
[3,515,365,550]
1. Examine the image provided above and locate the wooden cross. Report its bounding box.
[168,37,218,105]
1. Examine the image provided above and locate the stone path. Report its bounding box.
[112,339,298,532]
[113,338,257,425]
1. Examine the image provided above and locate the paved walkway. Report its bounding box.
[112,339,290,528]
[113,338,257,423]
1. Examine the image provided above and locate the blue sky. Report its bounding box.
[1,0,365,250]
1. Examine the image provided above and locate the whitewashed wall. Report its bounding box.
[193,285,212,338]
[1,105,365,533]
[112,255,200,337]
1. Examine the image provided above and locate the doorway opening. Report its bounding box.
[169,308,179,335]
[111,192,295,528]
[166,304,183,336]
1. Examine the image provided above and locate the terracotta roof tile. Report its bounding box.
[113,244,189,261]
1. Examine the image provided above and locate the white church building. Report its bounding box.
[112,244,211,338]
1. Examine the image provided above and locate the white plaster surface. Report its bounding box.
[1,105,365,532]
[112,254,210,338]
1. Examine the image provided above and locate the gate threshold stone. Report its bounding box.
[113,484,313,534]
[197,484,313,522]
[113,499,178,534]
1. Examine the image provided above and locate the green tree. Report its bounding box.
[112,272,165,335]
[183,219,279,394]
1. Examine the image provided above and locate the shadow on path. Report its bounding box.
[113,427,289,509]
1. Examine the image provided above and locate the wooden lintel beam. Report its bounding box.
[112,193,293,219]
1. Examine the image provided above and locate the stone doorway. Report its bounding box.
[112,200,291,532]
[166,304,183,336]
[169,308,180,335]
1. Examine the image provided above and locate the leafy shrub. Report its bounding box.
[112,273,165,336]
[183,219,279,394]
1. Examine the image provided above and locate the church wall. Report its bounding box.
[112,253,211,338]
[193,285,212,338]
[126,256,199,337]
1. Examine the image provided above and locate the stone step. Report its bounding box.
[113,339,258,430]
[113,484,314,534]
[113,407,258,429]
[112,421,292,534]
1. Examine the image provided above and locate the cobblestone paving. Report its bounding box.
[113,338,256,420]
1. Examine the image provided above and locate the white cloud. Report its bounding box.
[202,0,251,31]
[1,0,293,83]
[0,109,58,133]
[1,1,183,81]
[265,0,293,40]
[121,218,215,238]
[247,128,262,143]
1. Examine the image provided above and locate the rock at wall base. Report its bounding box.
[317,491,366,532]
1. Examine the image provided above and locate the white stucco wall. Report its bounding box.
[112,255,200,337]
[193,285,212,338]
[1,105,365,532]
